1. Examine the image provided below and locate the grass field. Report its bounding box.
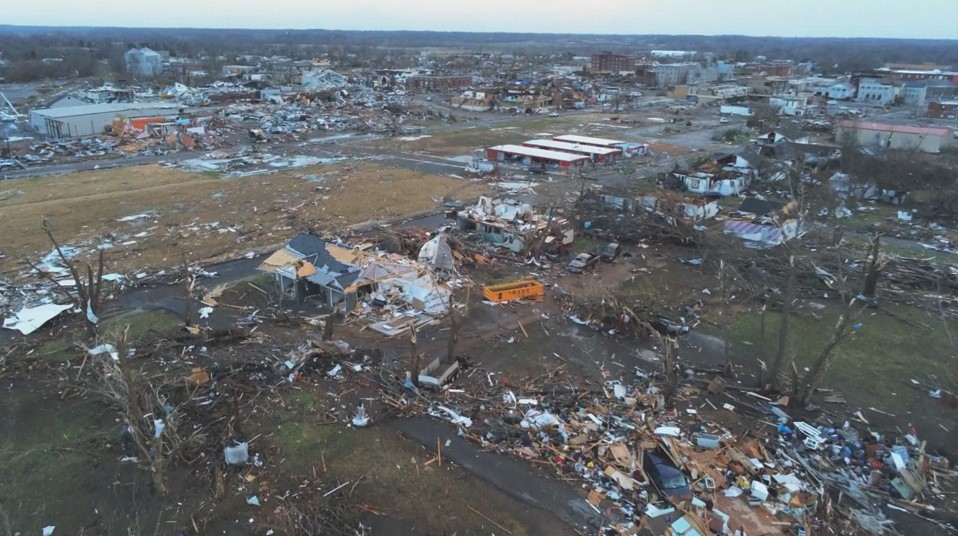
[722,304,958,447]
[0,162,488,277]
[256,387,547,535]
[379,112,650,156]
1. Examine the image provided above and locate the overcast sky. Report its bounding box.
[6,0,958,39]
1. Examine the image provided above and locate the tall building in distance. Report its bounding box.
[591,51,636,73]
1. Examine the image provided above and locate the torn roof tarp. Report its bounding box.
[3,303,72,335]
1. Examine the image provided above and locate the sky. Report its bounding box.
[5,0,958,39]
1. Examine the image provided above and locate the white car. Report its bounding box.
[549,112,559,117]
[719,117,729,124]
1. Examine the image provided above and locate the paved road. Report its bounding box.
[388,416,600,533]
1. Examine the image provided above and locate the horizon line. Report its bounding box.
[0,24,955,41]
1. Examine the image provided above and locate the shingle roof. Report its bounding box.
[288,233,328,257]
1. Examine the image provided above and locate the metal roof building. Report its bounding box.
[29,102,181,138]
[486,144,589,169]
[523,139,621,162]
[552,134,627,148]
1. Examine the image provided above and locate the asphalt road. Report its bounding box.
[388,416,601,533]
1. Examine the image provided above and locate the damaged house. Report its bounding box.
[258,233,454,320]
[456,197,573,255]
[723,199,804,248]
[638,192,720,222]
[258,233,364,309]
[671,154,756,196]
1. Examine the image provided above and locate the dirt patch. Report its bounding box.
[0,162,488,277]
[648,141,693,155]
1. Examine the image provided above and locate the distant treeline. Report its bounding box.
[0,26,955,82]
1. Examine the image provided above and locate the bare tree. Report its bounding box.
[87,330,202,494]
[765,256,796,390]
[660,335,680,407]
[407,320,420,388]
[789,234,877,406]
[445,289,470,364]
[793,296,866,406]
[26,220,105,338]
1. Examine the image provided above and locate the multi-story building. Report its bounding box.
[655,64,693,88]
[405,75,472,92]
[902,82,928,106]
[827,82,855,100]
[927,101,958,120]
[857,78,897,105]
[591,52,636,74]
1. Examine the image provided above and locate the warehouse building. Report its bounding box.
[551,134,626,148]
[522,139,620,163]
[30,102,181,139]
[836,120,953,153]
[551,134,648,156]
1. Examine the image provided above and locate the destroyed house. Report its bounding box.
[638,193,720,222]
[456,197,573,254]
[671,154,754,197]
[724,200,803,248]
[755,141,841,167]
[258,233,362,309]
[753,128,810,146]
[583,188,718,225]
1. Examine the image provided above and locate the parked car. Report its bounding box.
[644,450,692,499]
[650,315,690,336]
[567,253,598,273]
[719,117,729,124]
[549,111,559,117]
[600,242,621,262]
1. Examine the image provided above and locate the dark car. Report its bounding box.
[650,315,690,336]
[567,253,598,273]
[643,450,692,499]
[600,242,621,262]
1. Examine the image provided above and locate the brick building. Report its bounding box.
[591,52,636,73]
[927,101,958,120]
[405,75,472,92]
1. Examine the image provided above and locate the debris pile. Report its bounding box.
[392,360,956,535]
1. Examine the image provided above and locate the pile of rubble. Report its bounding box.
[395,361,955,535]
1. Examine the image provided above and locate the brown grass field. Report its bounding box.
[0,162,487,276]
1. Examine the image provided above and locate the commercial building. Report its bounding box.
[551,134,625,148]
[826,82,855,100]
[485,144,589,171]
[591,52,636,73]
[29,102,181,139]
[405,75,472,92]
[927,101,958,120]
[551,134,648,157]
[856,78,898,105]
[902,82,928,106]
[655,64,693,88]
[836,120,953,153]
[881,69,958,85]
[522,139,620,163]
